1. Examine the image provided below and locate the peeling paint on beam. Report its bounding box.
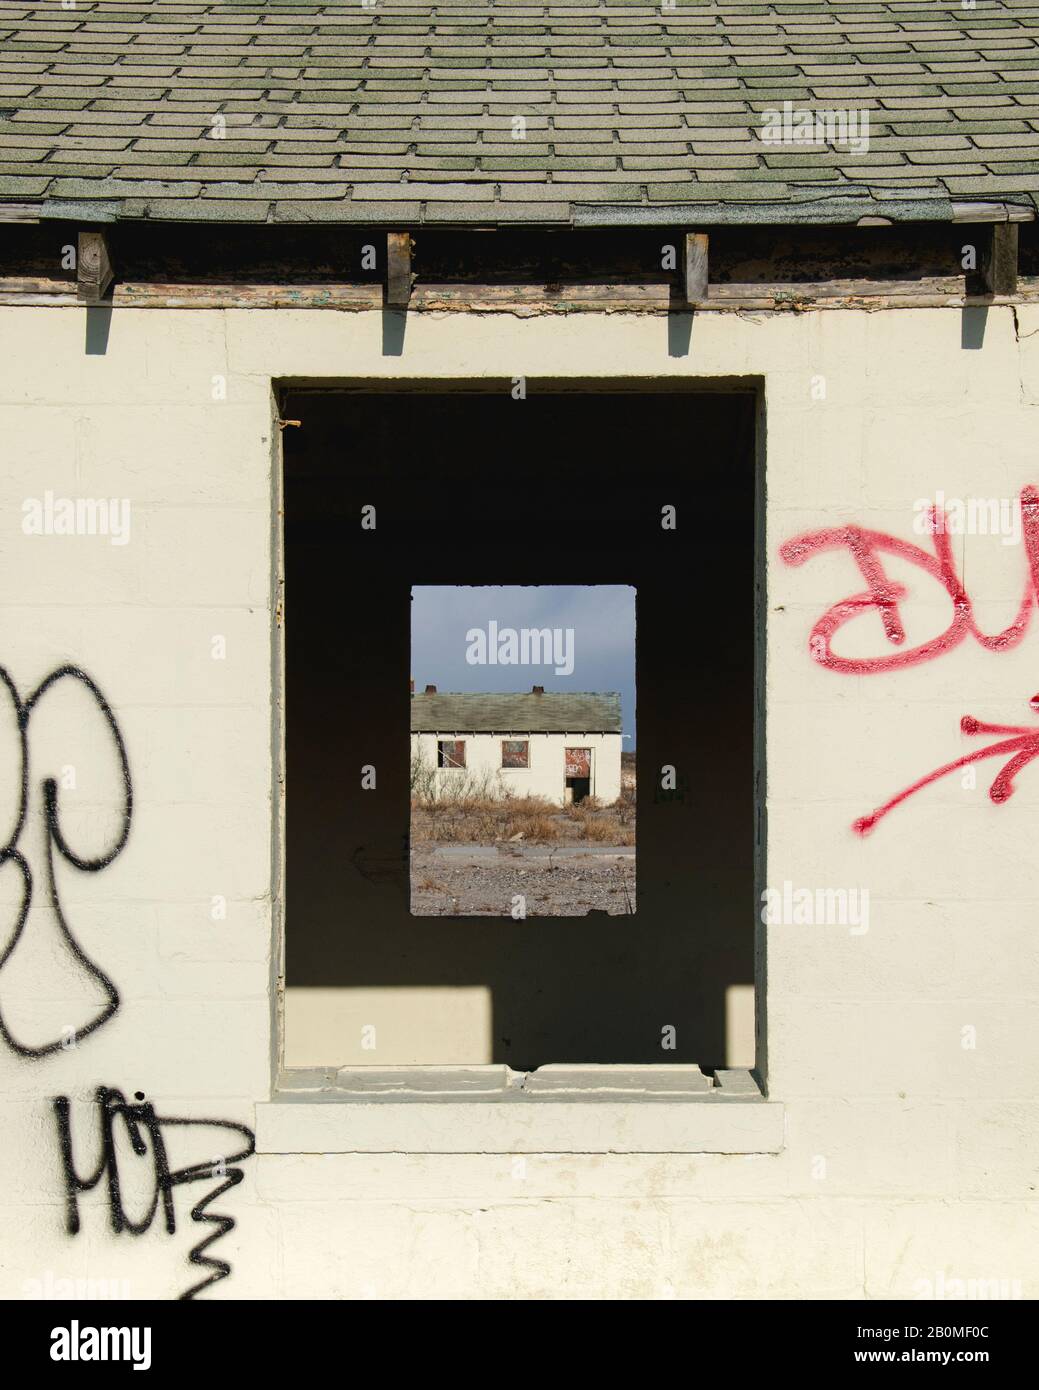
[2,278,1036,315]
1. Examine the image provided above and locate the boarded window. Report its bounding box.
[437,739,466,769]
[565,748,591,778]
[502,739,529,768]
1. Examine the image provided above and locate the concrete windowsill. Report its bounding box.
[257,1066,784,1154]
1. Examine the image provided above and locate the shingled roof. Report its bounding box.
[1,0,1038,227]
[411,691,622,733]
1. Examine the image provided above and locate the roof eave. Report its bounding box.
[5,193,1036,230]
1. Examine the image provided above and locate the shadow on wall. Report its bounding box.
[666,287,694,357]
[282,387,757,1071]
[85,305,112,356]
[961,305,989,350]
[381,307,407,357]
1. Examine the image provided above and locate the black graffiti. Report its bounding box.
[54,1085,255,1301]
[0,664,132,1056]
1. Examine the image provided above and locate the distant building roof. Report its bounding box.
[411,691,621,733]
[2,1,1038,226]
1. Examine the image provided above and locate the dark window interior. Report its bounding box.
[282,385,758,1070]
[436,739,466,769]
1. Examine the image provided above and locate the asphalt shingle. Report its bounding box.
[0,0,1037,225]
[411,692,622,735]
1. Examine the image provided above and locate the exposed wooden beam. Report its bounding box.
[980,223,1018,296]
[386,231,413,307]
[0,204,41,224]
[2,274,1034,314]
[684,232,709,305]
[77,229,113,302]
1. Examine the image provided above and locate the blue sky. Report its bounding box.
[411,585,636,743]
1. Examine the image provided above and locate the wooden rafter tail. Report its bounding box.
[386,231,414,307]
[684,232,709,306]
[77,229,113,303]
[980,223,1018,296]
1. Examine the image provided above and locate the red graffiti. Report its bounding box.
[779,486,1039,673]
[854,697,1039,836]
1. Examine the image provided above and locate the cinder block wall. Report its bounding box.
[1,303,1037,1300]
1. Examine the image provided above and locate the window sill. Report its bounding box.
[257,1066,783,1154]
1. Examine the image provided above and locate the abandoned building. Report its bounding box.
[1,0,1038,1315]
[411,686,623,805]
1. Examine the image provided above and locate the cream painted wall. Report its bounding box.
[411,730,623,805]
[1,301,1038,1299]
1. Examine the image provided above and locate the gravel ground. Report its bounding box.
[410,844,636,917]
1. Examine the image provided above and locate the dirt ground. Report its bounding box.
[410,843,636,917]
[409,801,634,848]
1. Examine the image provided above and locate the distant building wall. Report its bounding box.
[411,730,623,805]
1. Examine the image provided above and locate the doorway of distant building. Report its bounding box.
[565,747,592,804]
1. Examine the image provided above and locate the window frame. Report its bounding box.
[501,737,530,770]
[269,375,771,1149]
[436,737,467,770]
